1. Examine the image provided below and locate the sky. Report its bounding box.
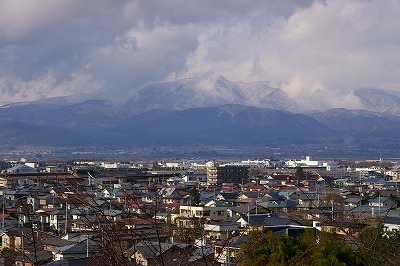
[1,0,399,110]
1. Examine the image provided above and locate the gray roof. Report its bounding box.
[53,239,102,255]
[383,216,400,225]
[7,164,36,172]
[41,237,72,247]
[238,213,301,227]
[22,250,52,263]
[43,258,89,266]
[343,198,362,203]
[133,242,189,259]
[368,196,391,203]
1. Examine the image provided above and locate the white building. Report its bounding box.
[101,162,130,169]
[285,156,337,171]
[6,164,36,173]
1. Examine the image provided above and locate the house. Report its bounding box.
[101,188,116,198]
[40,258,89,266]
[232,203,272,218]
[70,217,108,232]
[214,236,249,265]
[179,200,231,221]
[188,240,215,265]
[166,176,184,186]
[383,216,400,231]
[14,250,53,266]
[52,238,102,261]
[1,227,31,250]
[215,192,239,205]
[349,205,390,219]
[257,200,297,214]
[129,242,191,266]
[203,222,240,240]
[182,172,207,183]
[121,217,153,230]
[313,220,367,236]
[41,236,72,251]
[235,213,301,229]
[269,173,292,185]
[362,178,385,189]
[154,213,172,223]
[199,193,215,205]
[368,197,396,208]
[247,184,266,192]
[34,208,57,231]
[343,197,362,207]
[0,177,8,187]
[278,191,300,201]
[220,183,241,193]
[49,209,72,233]
[1,228,66,255]
[0,213,18,228]
[159,187,188,204]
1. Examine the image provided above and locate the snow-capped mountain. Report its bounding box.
[1,76,400,149]
[354,87,400,115]
[124,76,296,114]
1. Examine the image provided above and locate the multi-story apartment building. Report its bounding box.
[207,164,249,185]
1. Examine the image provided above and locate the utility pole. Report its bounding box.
[378,193,381,216]
[2,185,5,231]
[226,230,230,266]
[86,235,89,258]
[65,201,68,234]
[247,204,250,234]
[21,231,25,265]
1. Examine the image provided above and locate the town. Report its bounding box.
[0,155,399,265]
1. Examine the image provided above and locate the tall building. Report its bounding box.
[207,164,249,185]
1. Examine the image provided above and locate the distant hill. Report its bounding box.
[309,108,400,138]
[0,104,337,147]
[92,104,337,147]
[0,118,86,146]
[1,76,400,149]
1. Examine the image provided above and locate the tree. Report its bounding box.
[0,161,10,171]
[189,186,200,206]
[358,224,400,266]
[295,166,306,182]
[238,230,361,266]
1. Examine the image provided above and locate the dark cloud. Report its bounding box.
[0,0,399,111]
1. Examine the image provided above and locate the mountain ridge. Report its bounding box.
[0,76,400,149]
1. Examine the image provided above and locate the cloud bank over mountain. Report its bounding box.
[1,0,400,111]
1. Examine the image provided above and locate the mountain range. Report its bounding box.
[1,76,400,149]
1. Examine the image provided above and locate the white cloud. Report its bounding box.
[182,0,400,110]
[0,72,102,104]
[0,0,399,111]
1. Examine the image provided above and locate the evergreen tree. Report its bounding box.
[295,166,306,181]
[189,186,200,206]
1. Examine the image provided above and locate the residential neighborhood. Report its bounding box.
[0,156,399,265]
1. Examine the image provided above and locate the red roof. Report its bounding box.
[249,185,264,190]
